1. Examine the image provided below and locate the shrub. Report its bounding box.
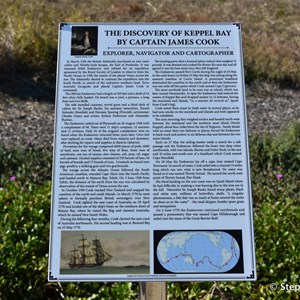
[1,122,300,298]
[249,121,300,206]
[0,144,52,187]
[0,181,51,299]
[0,0,299,86]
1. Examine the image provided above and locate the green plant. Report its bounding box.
[249,121,300,206]
[1,121,300,298]
[0,144,52,187]
[62,282,138,300]
[0,181,51,299]
[0,0,299,87]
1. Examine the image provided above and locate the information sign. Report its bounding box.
[49,23,256,281]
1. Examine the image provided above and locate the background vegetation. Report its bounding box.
[0,0,299,88]
[1,123,300,299]
[0,0,299,299]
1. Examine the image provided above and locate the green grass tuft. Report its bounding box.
[0,0,299,87]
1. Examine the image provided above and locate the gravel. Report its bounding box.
[0,82,299,150]
[246,82,300,136]
[0,94,55,150]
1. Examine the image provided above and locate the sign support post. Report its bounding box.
[139,282,167,300]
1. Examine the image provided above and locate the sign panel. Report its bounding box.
[49,23,256,281]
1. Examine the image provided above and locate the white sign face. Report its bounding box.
[49,23,256,282]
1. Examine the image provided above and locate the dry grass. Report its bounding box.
[0,0,299,86]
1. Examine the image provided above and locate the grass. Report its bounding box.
[0,0,299,87]
[1,122,300,299]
